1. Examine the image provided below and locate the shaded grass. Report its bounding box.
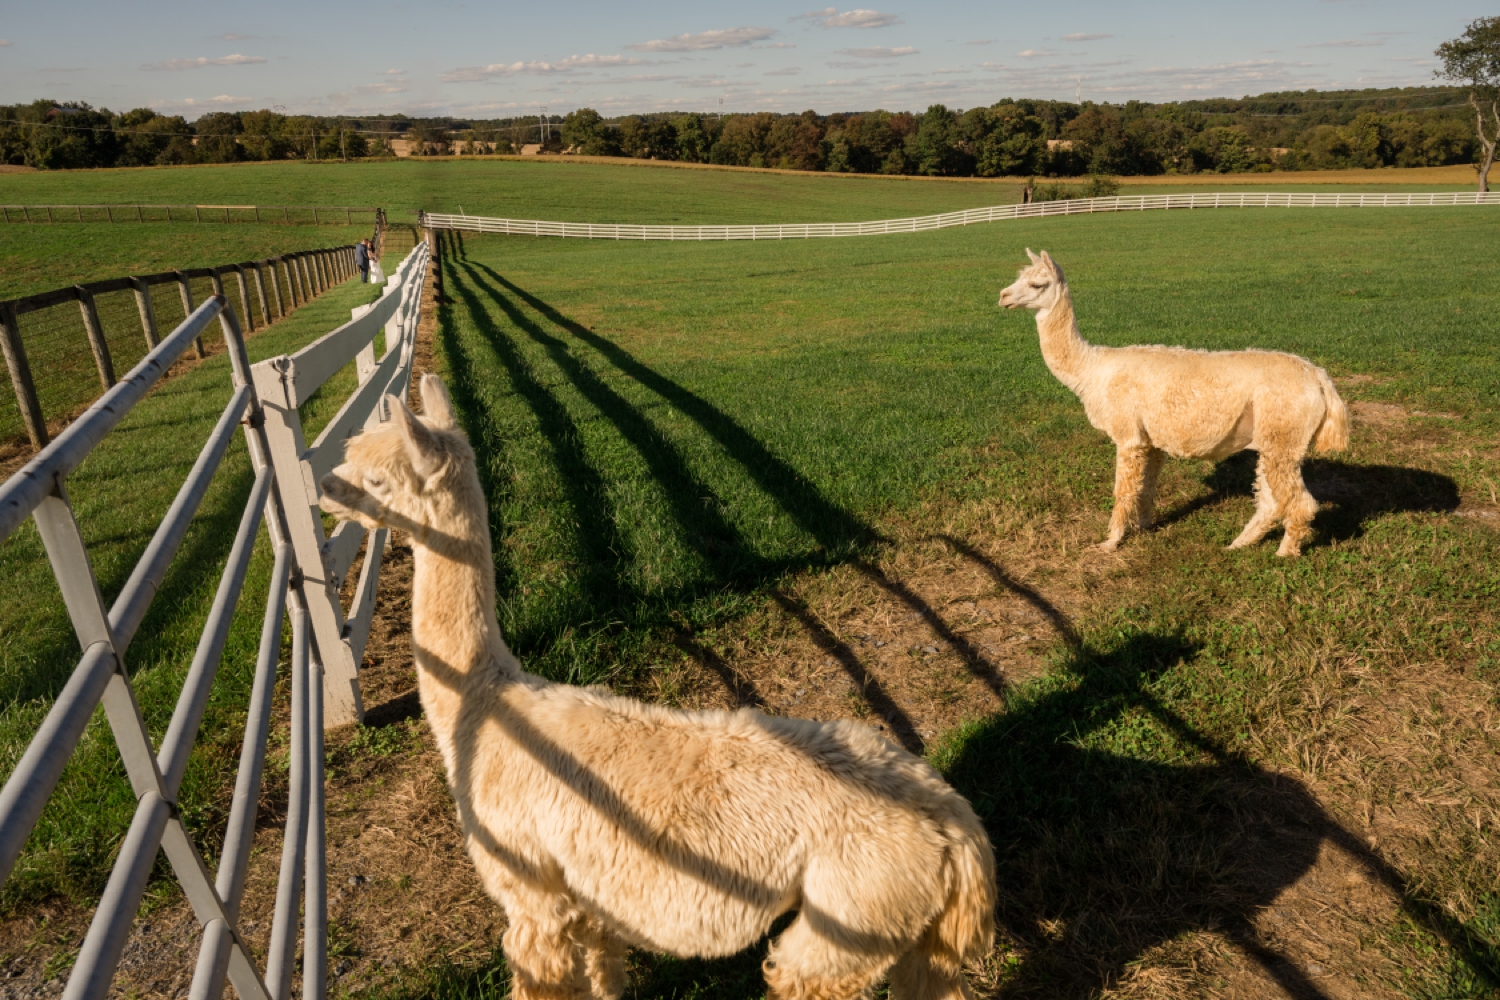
[0,275,385,909]
[425,206,1500,996]
[0,223,369,300]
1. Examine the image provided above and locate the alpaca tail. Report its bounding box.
[930,809,997,968]
[1312,367,1350,454]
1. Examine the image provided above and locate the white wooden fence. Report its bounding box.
[421,190,1500,241]
[0,239,428,1000]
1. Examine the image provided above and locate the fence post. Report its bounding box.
[251,264,271,327]
[75,287,116,390]
[271,258,289,314]
[297,255,313,301]
[0,302,47,449]
[131,278,159,349]
[177,272,205,359]
[233,267,256,333]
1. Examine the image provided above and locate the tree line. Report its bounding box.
[0,87,1482,176]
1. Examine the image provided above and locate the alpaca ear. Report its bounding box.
[390,395,442,478]
[1025,247,1041,264]
[420,374,456,430]
[1040,251,1064,282]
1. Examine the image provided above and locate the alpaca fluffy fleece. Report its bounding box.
[319,375,996,1000]
[999,249,1350,557]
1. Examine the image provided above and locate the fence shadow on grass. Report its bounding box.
[1154,450,1460,549]
[435,242,1498,998]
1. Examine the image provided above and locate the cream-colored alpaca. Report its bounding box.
[999,249,1350,557]
[320,375,996,1000]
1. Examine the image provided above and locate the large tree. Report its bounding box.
[1436,16,1500,191]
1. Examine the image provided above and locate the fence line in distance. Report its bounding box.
[0,212,382,452]
[0,204,383,226]
[421,190,1500,241]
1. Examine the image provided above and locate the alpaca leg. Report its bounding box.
[763,913,892,1000]
[502,891,591,1000]
[576,918,628,1000]
[1137,447,1165,531]
[887,947,974,1000]
[1228,458,1279,550]
[1100,444,1152,552]
[1265,454,1318,557]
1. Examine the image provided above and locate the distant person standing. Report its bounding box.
[355,239,370,283]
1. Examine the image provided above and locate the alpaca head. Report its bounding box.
[998,248,1066,311]
[319,374,484,551]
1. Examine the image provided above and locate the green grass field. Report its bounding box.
[0,159,1497,998]
[423,205,1500,997]
[0,158,1477,231]
[0,223,369,300]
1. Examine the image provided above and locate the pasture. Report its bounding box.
[0,159,1496,999]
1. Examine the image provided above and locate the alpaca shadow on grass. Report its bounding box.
[941,620,1500,998]
[1156,450,1459,550]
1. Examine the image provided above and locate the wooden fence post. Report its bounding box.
[297,255,313,302]
[251,263,271,326]
[232,266,255,333]
[75,287,116,390]
[273,258,290,313]
[131,277,159,349]
[177,271,205,358]
[0,302,48,449]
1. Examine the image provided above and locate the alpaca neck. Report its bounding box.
[409,507,520,744]
[1035,285,1094,391]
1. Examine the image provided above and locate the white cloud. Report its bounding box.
[837,45,917,58]
[627,27,778,51]
[1017,49,1055,58]
[794,8,902,29]
[220,32,253,40]
[152,94,252,113]
[143,54,267,71]
[354,82,407,94]
[964,39,997,46]
[441,53,646,81]
[1299,38,1383,48]
[764,66,801,76]
[383,67,406,75]
[0,40,12,47]
[1063,33,1112,42]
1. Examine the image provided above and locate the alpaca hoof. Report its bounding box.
[1276,542,1303,558]
[1097,538,1121,553]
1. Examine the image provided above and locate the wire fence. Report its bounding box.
[1,205,382,226]
[420,190,1500,241]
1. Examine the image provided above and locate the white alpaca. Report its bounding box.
[320,375,996,1000]
[999,249,1349,557]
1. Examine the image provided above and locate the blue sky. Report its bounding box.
[0,1,1479,119]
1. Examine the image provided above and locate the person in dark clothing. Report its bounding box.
[355,240,370,283]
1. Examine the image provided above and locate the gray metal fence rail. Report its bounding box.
[420,189,1500,241]
[0,239,429,999]
[1,204,382,226]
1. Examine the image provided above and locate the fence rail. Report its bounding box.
[0,238,429,1000]
[421,190,1500,241]
[0,214,382,452]
[1,204,382,226]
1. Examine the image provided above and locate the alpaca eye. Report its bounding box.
[366,475,386,491]
[1030,282,1048,289]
